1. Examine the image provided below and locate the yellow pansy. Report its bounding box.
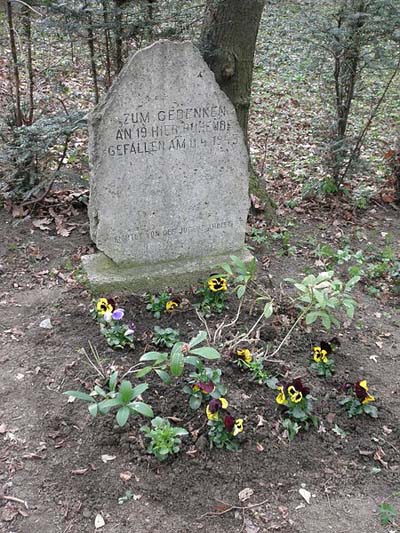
[275,386,287,405]
[208,277,227,292]
[165,300,178,312]
[313,346,328,363]
[359,380,375,404]
[287,385,303,403]
[233,419,244,436]
[206,398,228,420]
[96,298,113,316]
[237,348,253,364]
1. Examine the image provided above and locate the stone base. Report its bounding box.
[81,249,254,294]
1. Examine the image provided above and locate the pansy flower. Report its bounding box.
[275,385,287,405]
[312,346,328,363]
[165,300,179,312]
[96,297,114,316]
[287,378,310,404]
[192,381,214,394]
[236,348,253,364]
[208,277,227,292]
[206,397,228,420]
[223,415,244,436]
[103,308,125,323]
[354,380,375,404]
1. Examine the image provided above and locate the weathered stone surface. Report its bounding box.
[85,40,251,290]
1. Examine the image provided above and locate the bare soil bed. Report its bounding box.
[0,202,399,533]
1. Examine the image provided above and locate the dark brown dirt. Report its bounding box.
[0,204,399,533]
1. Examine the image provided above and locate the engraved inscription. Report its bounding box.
[106,104,236,158]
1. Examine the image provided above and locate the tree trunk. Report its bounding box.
[22,2,34,125]
[87,10,100,104]
[199,0,274,218]
[199,0,265,140]
[6,0,23,127]
[102,0,112,89]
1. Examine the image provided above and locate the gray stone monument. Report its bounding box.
[82,40,252,292]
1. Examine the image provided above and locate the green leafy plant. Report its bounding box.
[206,398,243,451]
[196,275,228,314]
[152,326,180,349]
[64,372,153,427]
[275,378,318,440]
[183,361,227,410]
[272,229,297,256]
[141,417,188,461]
[234,348,278,389]
[221,254,257,300]
[145,292,173,318]
[118,490,134,505]
[379,501,398,526]
[287,271,359,331]
[340,379,378,418]
[250,227,268,244]
[137,331,220,384]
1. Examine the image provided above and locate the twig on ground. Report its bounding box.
[0,494,29,509]
[197,497,269,520]
[194,308,212,341]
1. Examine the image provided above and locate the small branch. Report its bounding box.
[197,497,269,520]
[10,0,43,16]
[1,494,29,509]
[194,308,212,342]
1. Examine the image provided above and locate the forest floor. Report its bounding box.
[0,198,399,533]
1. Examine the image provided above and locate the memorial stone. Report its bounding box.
[82,40,252,291]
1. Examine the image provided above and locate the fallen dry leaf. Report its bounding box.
[239,487,254,502]
[71,468,88,475]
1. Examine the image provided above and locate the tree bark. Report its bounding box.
[87,10,100,104]
[199,0,265,140]
[22,1,34,125]
[6,0,23,127]
[199,0,274,218]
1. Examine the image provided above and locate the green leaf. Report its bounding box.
[135,366,153,378]
[189,395,202,410]
[184,355,200,366]
[154,369,171,384]
[189,331,207,348]
[190,346,220,360]
[321,313,331,331]
[363,404,378,418]
[129,402,154,418]
[118,381,133,404]
[236,285,246,299]
[305,311,319,325]
[170,349,185,377]
[116,406,130,427]
[63,391,95,403]
[230,255,246,273]
[263,301,273,319]
[313,289,326,308]
[88,403,99,417]
[108,371,118,391]
[98,398,121,410]
[131,383,149,398]
[173,428,188,437]
[220,262,233,275]
[140,351,165,361]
